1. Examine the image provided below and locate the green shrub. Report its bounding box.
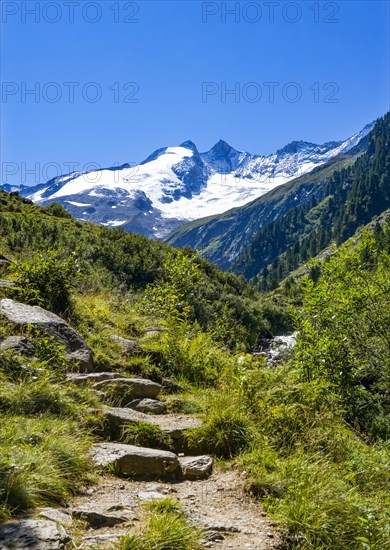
[10,249,81,315]
[189,408,252,458]
[157,320,232,385]
[294,232,390,438]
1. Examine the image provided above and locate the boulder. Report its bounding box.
[180,455,213,480]
[93,377,161,399]
[0,299,94,371]
[128,398,166,414]
[0,519,70,550]
[110,335,143,355]
[67,372,123,386]
[92,442,181,477]
[0,336,35,357]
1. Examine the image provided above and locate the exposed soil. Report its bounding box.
[71,467,283,549]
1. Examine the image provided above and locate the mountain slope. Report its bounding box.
[1,124,373,239]
[233,112,390,288]
[166,137,368,269]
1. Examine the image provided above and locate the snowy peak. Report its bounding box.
[201,139,249,173]
[180,140,199,154]
[1,120,375,239]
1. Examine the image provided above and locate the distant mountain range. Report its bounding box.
[168,113,390,289]
[1,122,374,239]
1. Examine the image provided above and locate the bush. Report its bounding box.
[157,320,232,385]
[10,249,81,315]
[294,232,390,438]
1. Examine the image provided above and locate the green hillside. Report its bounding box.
[0,151,389,549]
[233,113,390,288]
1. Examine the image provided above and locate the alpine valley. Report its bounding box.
[1,122,374,240]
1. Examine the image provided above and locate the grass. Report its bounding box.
[119,498,205,550]
[0,338,98,521]
[119,421,173,451]
[0,415,95,520]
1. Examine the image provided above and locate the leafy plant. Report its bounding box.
[10,249,81,314]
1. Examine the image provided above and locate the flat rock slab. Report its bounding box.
[72,509,127,529]
[67,372,123,386]
[92,442,180,477]
[128,398,166,414]
[0,520,70,550]
[180,455,213,480]
[0,299,93,371]
[93,378,161,399]
[102,407,202,439]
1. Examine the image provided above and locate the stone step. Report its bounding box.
[91,442,213,482]
[67,372,123,386]
[93,377,161,400]
[104,406,201,437]
[92,442,181,479]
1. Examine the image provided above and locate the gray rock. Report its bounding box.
[72,509,127,528]
[0,299,94,371]
[0,260,10,270]
[0,519,71,549]
[67,372,123,386]
[180,455,213,480]
[93,377,161,399]
[110,335,142,355]
[37,508,72,527]
[92,442,181,477]
[128,398,166,414]
[0,336,35,357]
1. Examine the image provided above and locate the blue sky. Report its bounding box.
[1,0,389,185]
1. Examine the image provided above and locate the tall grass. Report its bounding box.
[119,498,205,550]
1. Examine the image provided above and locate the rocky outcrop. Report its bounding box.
[0,520,70,550]
[92,442,181,478]
[0,299,94,371]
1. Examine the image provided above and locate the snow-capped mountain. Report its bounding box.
[1,122,374,239]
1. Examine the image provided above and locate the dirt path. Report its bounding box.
[71,467,282,549]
